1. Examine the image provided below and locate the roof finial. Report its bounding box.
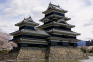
[49,2,53,8]
[29,16,31,18]
[22,18,26,22]
[58,4,60,7]
[49,2,52,5]
[24,18,26,20]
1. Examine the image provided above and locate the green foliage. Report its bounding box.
[80,48,86,53]
[0,50,10,53]
[80,47,93,53]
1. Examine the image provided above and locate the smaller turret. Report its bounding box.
[15,16,39,27]
[10,16,49,47]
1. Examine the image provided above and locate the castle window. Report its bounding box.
[51,41,57,46]
[62,42,69,46]
[21,43,28,47]
[19,26,35,30]
[22,35,46,39]
[50,34,76,39]
[45,12,64,17]
[74,43,77,47]
[57,42,62,46]
[53,26,71,31]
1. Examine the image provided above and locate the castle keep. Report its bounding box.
[11,3,80,48]
[10,3,88,61]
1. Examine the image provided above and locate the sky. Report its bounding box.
[0,0,93,41]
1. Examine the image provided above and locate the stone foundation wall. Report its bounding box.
[49,46,88,60]
[17,47,46,61]
[0,46,88,61]
[0,53,18,62]
[86,53,93,56]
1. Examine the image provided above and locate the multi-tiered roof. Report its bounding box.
[11,3,80,47]
[10,16,49,47]
[38,3,80,46]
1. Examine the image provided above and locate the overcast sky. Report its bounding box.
[0,0,93,41]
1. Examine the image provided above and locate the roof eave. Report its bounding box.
[42,9,67,14]
[15,22,39,26]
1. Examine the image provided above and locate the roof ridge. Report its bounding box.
[22,16,39,24]
[48,3,61,10]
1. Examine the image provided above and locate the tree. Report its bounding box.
[0,31,17,52]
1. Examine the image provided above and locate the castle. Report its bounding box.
[9,3,88,61]
[11,3,80,49]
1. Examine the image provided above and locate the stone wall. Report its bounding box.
[17,47,46,61]
[0,53,18,62]
[86,53,93,56]
[49,46,88,60]
[0,46,88,61]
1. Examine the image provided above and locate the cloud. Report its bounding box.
[0,0,93,40]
